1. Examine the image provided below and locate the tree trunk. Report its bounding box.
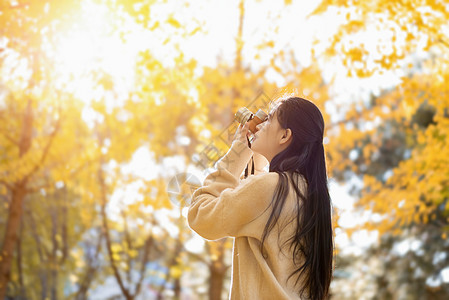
[208,261,227,300]
[0,99,33,298]
[0,181,27,298]
[98,159,133,300]
[50,196,60,300]
[16,215,25,299]
[174,277,181,299]
[74,229,103,300]
[208,239,229,300]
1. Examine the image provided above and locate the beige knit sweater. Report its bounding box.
[188,140,307,299]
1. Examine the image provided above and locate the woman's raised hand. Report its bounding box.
[233,122,251,145]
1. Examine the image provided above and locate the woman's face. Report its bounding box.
[250,110,292,162]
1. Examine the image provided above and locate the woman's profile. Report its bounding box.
[188,97,334,300]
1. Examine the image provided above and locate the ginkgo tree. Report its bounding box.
[0,0,100,296]
[311,0,449,297]
[0,0,159,298]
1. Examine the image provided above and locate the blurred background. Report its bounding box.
[0,0,448,299]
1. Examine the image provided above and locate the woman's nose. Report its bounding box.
[255,122,264,132]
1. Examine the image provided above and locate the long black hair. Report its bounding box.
[260,97,333,300]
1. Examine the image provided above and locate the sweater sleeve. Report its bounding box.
[188,140,278,240]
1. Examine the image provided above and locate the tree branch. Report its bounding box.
[16,216,26,299]
[0,131,19,146]
[99,163,132,300]
[74,229,103,300]
[134,234,153,297]
[157,239,183,299]
[25,181,53,194]
[122,211,133,284]
[8,3,31,10]
[0,180,12,191]
[183,246,210,265]
[24,206,48,261]
[60,188,68,264]
[25,117,61,180]
[25,152,103,193]
[437,38,449,49]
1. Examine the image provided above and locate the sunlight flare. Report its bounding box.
[51,1,142,104]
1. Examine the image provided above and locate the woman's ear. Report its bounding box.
[280,128,292,145]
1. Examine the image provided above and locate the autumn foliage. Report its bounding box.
[1,0,448,299]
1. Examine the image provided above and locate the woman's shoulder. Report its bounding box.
[235,172,280,203]
[239,171,307,200]
[240,171,280,186]
[242,171,306,185]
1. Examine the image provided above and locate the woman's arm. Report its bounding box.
[188,140,277,240]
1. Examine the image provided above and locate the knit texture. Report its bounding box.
[188,140,306,299]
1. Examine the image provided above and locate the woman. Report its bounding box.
[188,97,334,300]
